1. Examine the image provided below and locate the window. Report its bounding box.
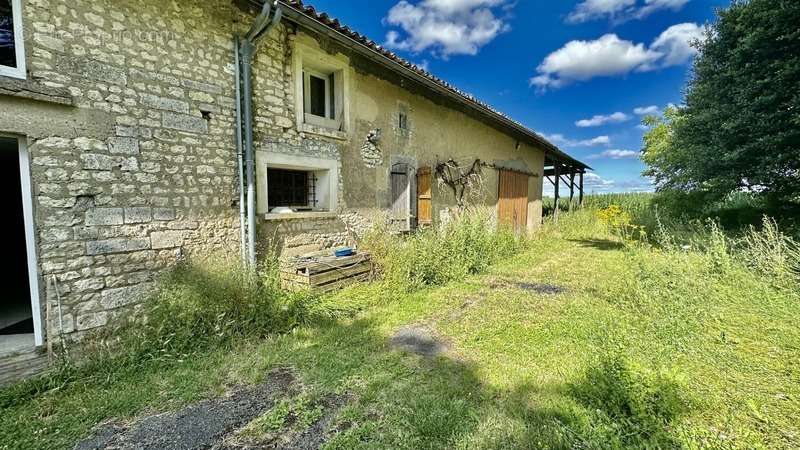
[303,69,334,121]
[303,68,339,129]
[257,153,339,216]
[267,168,317,210]
[0,0,25,79]
[293,40,350,135]
[398,112,408,131]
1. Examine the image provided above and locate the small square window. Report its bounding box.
[0,0,25,79]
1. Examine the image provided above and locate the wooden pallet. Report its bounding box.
[281,253,374,293]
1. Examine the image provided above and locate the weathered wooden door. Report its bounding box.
[416,167,432,226]
[391,164,411,231]
[498,169,529,231]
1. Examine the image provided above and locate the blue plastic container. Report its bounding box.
[334,247,354,257]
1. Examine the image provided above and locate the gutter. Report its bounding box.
[274,1,589,170]
[236,1,283,267]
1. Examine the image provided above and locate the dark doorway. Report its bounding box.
[0,136,33,338]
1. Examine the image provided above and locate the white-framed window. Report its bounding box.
[0,0,26,79]
[293,38,350,135]
[303,68,338,129]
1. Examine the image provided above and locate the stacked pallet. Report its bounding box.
[281,252,374,293]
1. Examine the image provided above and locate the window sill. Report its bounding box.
[263,211,338,221]
[298,123,347,141]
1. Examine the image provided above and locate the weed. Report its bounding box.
[363,208,526,293]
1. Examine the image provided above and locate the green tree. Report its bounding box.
[642,0,800,211]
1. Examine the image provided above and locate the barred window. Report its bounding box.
[267,168,317,210]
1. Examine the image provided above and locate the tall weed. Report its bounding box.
[363,208,525,293]
[116,255,321,363]
[738,216,800,284]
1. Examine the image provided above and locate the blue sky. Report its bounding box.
[301,0,729,194]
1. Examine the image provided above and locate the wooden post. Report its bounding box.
[579,171,584,207]
[569,170,575,211]
[553,163,560,223]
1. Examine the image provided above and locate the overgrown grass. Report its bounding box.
[2,203,799,449]
[362,207,527,293]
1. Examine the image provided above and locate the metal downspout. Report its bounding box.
[234,35,247,265]
[241,40,257,267]
[236,1,282,267]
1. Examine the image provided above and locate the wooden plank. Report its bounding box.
[417,167,432,225]
[391,171,410,231]
[317,272,372,293]
[516,170,528,230]
[285,254,370,275]
[554,163,560,223]
[0,349,49,387]
[498,169,529,231]
[309,263,372,285]
[283,262,372,286]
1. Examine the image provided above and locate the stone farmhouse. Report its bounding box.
[0,0,587,383]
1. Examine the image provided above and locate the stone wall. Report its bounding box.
[4,0,244,343]
[1,0,549,351]
[258,215,351,258]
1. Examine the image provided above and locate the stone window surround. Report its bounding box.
[256,151,339,217]
[292,37,351,139]
[0,0,26,79]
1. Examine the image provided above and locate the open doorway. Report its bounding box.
[0,136,40,356]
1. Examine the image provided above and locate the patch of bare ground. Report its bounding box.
[74,368,349,450]
[485,277,566,295]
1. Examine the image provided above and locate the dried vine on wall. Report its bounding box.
[434,158,487,209]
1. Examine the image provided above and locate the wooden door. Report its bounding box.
[416,167,432,226]
[498,169,529,231]
[391,167,410,231]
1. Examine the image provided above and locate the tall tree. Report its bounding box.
[642,0,800,209]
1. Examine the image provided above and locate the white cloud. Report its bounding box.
[540,133,611,147]
[634,105,660,115]
[567,0,690,24]
[650,22,704,67]
[576,112,631,127]
[545,173,654,196]
[531,23,703,91]
[385,0,512,57]
[566,0,636,24]
[587,149,640,159]
[583,172,617,190]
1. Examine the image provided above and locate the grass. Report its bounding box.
[2,200,799,449]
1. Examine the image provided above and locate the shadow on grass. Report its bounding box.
[3,283,688,450]
[568,239,626,251]
[246,316,689,449]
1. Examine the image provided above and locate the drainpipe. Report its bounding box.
[234,35,247,265]
[236,1,283,267]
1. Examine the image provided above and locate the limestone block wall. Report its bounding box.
[5,0,244,343]
[0,0,550,350]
